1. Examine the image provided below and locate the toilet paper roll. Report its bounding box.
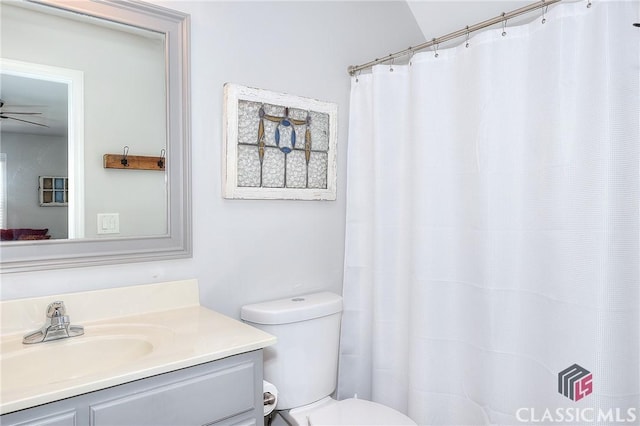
[263,380,278,416]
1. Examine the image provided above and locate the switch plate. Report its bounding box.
[97,213,120,234]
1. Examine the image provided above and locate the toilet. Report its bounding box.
[241,292,417,426]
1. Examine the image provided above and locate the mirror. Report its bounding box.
[0,0,191,272]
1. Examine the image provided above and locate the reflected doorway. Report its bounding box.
[0,59,84,239]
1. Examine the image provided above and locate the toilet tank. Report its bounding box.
[241,292,343,410]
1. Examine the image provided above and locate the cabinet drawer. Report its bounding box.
[90,362,255,426]
[206,412,257,426]
[3,411,77,426]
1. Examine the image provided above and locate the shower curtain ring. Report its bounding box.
[502,13,508,36]
[541,5,548,24]
[587,0,592,8]
[432,39,439,58]
[465,26,471,48]
[389,56,395,72]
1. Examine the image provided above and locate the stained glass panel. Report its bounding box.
[224,84,337,200]
[236,99,330,191]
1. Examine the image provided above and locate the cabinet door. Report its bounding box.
[90,362,256,426]
[1,410,77,426]
[2,350,263,426]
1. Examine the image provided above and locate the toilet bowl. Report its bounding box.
[241,292,417,426]
[281,396,416,426]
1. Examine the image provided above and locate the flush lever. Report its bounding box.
[263,392,276,406]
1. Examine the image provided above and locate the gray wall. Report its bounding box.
[2,132,68,239]
[1,1,424,319]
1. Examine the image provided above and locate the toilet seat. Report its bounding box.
[284,397,417,426]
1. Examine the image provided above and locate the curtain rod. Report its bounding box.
[347,0,563,76]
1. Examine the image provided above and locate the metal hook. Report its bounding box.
[541,5,548,24]
[158,148,166,168]
[502,13,508,36]
[465,26,471,48]
[389,56,395,72]
[355,70,361,83]
[432,39,439,58]
[587,0,592,8]
[408,46,414,66]
[121,146,129,167]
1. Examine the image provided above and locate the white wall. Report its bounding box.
[0,1,424,319]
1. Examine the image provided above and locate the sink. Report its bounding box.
[0,325,168,392]
[0,280,278,416]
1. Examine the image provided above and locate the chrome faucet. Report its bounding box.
[23,301,84,344]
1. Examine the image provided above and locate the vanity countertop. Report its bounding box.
[0,280,276,415]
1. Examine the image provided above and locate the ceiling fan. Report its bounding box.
[0,99,48,127]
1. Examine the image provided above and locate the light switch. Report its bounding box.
[97,213,120,234]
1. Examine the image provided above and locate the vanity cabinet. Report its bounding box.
[1,350,263,426]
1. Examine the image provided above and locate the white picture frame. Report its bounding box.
[223,83,337,200]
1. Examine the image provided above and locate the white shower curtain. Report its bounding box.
[338,1,639,425]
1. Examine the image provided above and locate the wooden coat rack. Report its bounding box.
[103,147,165,171]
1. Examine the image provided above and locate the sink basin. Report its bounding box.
[0,325,167,392]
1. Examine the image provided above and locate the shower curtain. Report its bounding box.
[338,1,639,425]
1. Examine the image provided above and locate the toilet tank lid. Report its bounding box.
[241,292,343,325]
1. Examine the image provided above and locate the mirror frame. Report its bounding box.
[0,0,191,273]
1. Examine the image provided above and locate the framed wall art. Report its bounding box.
[39,176,68,206]
[223,83,337,200]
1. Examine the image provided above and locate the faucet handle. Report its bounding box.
[46,301,67,318]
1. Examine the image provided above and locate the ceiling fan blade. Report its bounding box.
[0,115,49,127]
[0,111,43,115]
